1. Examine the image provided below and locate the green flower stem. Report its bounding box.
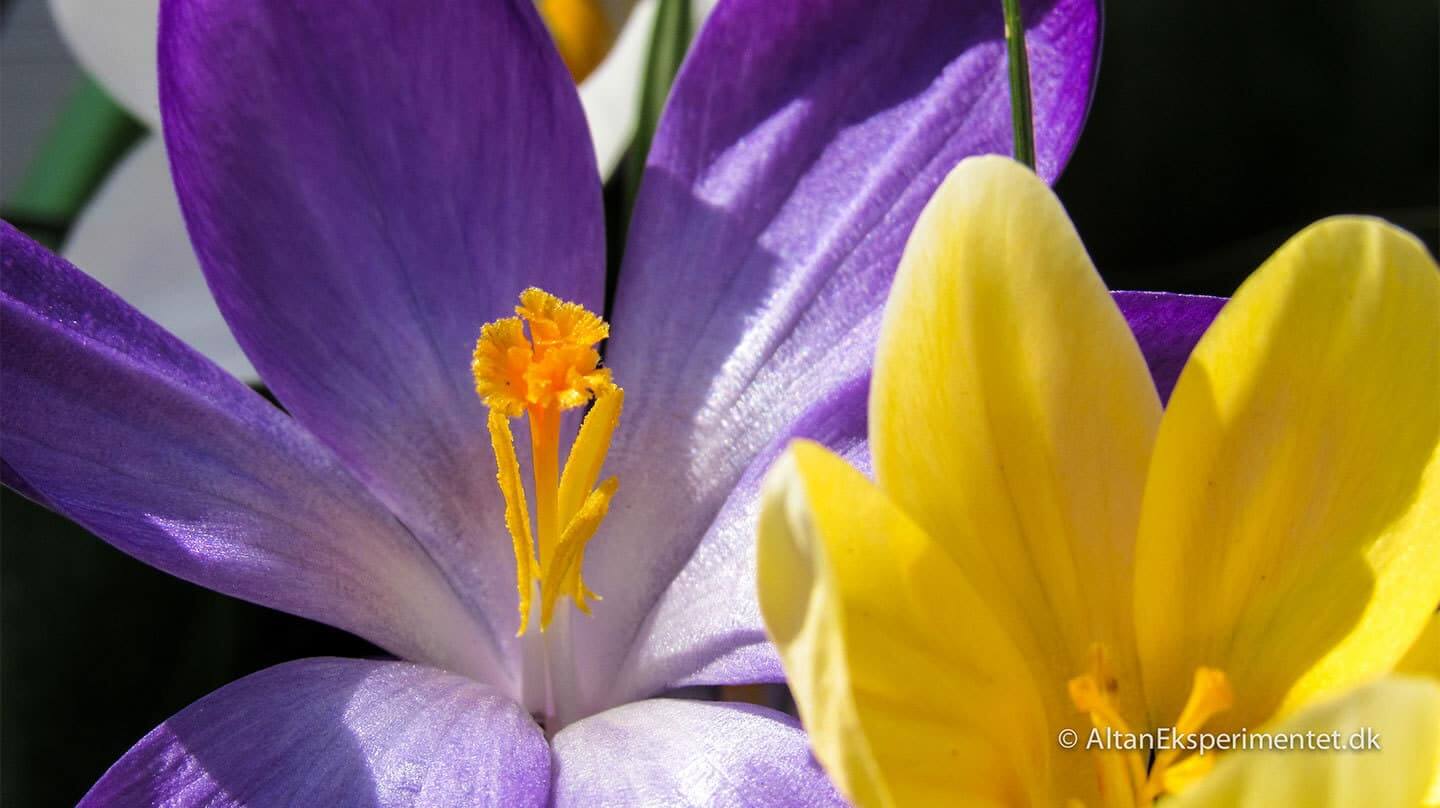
[623,0,692,204]
[1001,0,1035,169]
[606,0,692,311]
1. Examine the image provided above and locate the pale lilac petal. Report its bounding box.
[551,699,845,806]
[1,223,505,684]
[82,658,548,807]
[578,0,1100,708]
[1113,291,1227,403]
[611,374,869,702]
[160,0,604,656]
[62,137,255,379]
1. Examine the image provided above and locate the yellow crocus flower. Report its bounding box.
[758,155,1440,807]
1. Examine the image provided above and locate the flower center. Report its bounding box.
[472,288,622,637]
[1068,644,1233,806]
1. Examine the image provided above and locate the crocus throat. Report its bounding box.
[1068,644,1233,806]
[472,288,622,637]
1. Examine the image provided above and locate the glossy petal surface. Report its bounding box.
[581,0,1101,707]
[872,156,1158,766]
[551,697,844,806]
[1113,291,1226,404]
[611,374,870,702]
[160,0,604,658]
[1,224,500,682]
[82,658,549,807]
[757,441,1057,807]
[1135,218,1440,731]
[613,286,1228,705]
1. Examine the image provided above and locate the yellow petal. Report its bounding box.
[1399,610,1440,680]
[870,156,1161,732]
[1135,218,1440,731]
[757,440,1066,808]
[1169,677,1440,808]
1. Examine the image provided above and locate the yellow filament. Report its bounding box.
[1068,645,1233,806]
[530,405,563,562]
[1140,667,1232,803]
[488,410,538,635]
[517,287,610,347]
[541,477,619,628]
[558,387,623,529]
[473,288,620,636]
[1068,645,1148,803]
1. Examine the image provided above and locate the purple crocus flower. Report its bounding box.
[0,0,1217,803]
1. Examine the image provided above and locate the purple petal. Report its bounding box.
[551,699,845,807]
[159,0,604,650]
[2,456,55,510]
[0,223,505,683]
[610,374,870,703]
[580,0,1100,706]
[1113,291,1227,404]
[82,658,549,807]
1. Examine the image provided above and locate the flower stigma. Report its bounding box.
[473,288,622,638]
[1068,644,1233,806]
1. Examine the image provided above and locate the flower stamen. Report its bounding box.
[1068,644,1233,806]
[473,288,621,635]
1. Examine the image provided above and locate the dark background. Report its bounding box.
[3,1,1437,804]
[1061,1,1438,291]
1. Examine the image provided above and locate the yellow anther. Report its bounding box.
[473,288,621,636]
[540,476,618,629]
[558,387,623,531]
[473,288,611,416]
[517,287,609,348]
[1067,644,1133,734]
[473,318,534,417]
[1172,667,1233,738]
[488,410,539,634]
[1068,644,1147,803]
[1142,668,1233,803]
[1068,646,1233,806]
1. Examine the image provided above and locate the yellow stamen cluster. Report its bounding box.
[473,288,622,635]
[474,288,613,417]
[1068,644,1233,806]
